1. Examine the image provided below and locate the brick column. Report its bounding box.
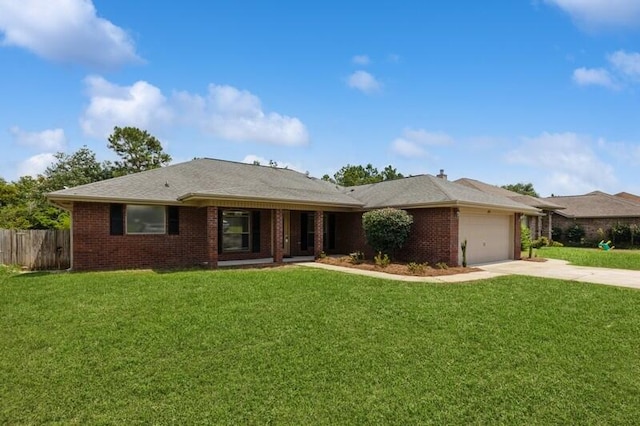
[274,209,283,263]
[548,211,553,241]
[514,213,522,260]
[314,210,324,258]
[206,206,218,268]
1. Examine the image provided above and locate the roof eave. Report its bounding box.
[177,192,364,209]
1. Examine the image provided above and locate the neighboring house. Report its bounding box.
[616,192,640,204]
[47,158,538,271]
[454,178,564,240]
[541,191,640,243]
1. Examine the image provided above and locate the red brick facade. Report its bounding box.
[544,212,640,243]
[71,202,519,270]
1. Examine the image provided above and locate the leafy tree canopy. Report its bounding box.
[43,146,113,192]
[501,182,539,197]
[327,164,404,186]
[107,126,171,176]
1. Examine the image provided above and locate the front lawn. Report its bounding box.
[534,246,640,270]
[1,267,639,424]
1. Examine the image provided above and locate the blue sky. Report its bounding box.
[1,0,640,196]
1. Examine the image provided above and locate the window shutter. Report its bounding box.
[251,211,261,253]
[328,213,336,250]
[300,212,308,251]
[110,204,123,235]
[168,206,179,235]
[218,209,223,254]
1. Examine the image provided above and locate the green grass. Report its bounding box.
[2,267,640,424]
[534,246,640,270]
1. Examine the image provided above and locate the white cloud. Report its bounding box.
[391,138,427,157]
[544,0,640,29]
[9,127,66,151]
[347,70,382,94]
[391,128,453,158]
[80,75,173,137]
[80,77,309,145]
[352,55,370,65]
[16,152,56,177]
[0,0,140,68]
[506,132,616,194]
[176,84,309,146]
[241,155,305,173]
[608,50,640,79]
[572,67,617,88]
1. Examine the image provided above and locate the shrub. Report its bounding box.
[551,241,564,247]
[362,208,413,256]
[461,239,468,267]
[349,251,365,264]
[435,262,448,270]
[374,252,390,268]
[566,224,585,244]
[521,223,531,250]
[407,262,428,274]
[551,227,563,241]
[531,236,549,249]
[610,222,631,245]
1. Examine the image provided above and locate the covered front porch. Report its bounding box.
[199,205,357,268]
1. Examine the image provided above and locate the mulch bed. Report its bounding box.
[316,256,481,277]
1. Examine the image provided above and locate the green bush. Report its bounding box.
[407,262,428,274]
[531,236,549,249]
[610,222,631,245]
[551,227,563,241]
[362,208,413,255]
[521,223,531,250]
[435,262,448,270]
[349,251,365,264]
[373,252,390,268]
[566,224,585,244]
[551,241,564,247]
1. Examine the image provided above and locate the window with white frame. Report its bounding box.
[126,205,166,234]
[222,210,250,251]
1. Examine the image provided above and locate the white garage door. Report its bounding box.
[458,213,513,265]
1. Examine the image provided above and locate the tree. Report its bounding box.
[501,182,539,197]
[362,208,413,256]
[43,146,112,192]
[107,126,171,176]
[333,164,404,187]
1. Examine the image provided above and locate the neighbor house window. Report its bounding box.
[126,205,166,234]
[222,210,250,251]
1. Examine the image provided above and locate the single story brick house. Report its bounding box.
[541,191,640,243]
[47,158,539,271]
[454,177,563,240]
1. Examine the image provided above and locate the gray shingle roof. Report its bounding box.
[544,191,640,218]
[48,158,363,207]
[47,158,538,214]
[455,178,563,210]
[344,175,539,213]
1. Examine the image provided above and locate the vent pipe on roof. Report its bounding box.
[436,169,447,180]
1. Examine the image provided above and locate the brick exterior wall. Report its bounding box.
[546,212,640,243]
[72,203,274,270]
[72,202,208,270]
[72,202,517,270]
[333,208,460,266]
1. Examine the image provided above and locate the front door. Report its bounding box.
[283,210,291,257]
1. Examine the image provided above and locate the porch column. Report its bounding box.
[314,210,324,258]
[537,215,543,239]
[274,209,283,263]
[548,211,553,241]
[206,206,218,268]
[514,213,522,260]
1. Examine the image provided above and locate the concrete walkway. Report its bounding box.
[298,259,640,290]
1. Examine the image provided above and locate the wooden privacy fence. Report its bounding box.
[0,229,71,270]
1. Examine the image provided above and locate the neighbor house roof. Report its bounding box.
[344,175,540,214]
[543,191,640,218]
[47,158,539,214]
[47,158,364,209]
[615,192,640,205]
[454,178,563,210]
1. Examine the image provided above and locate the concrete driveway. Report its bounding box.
[478,259,640,290]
